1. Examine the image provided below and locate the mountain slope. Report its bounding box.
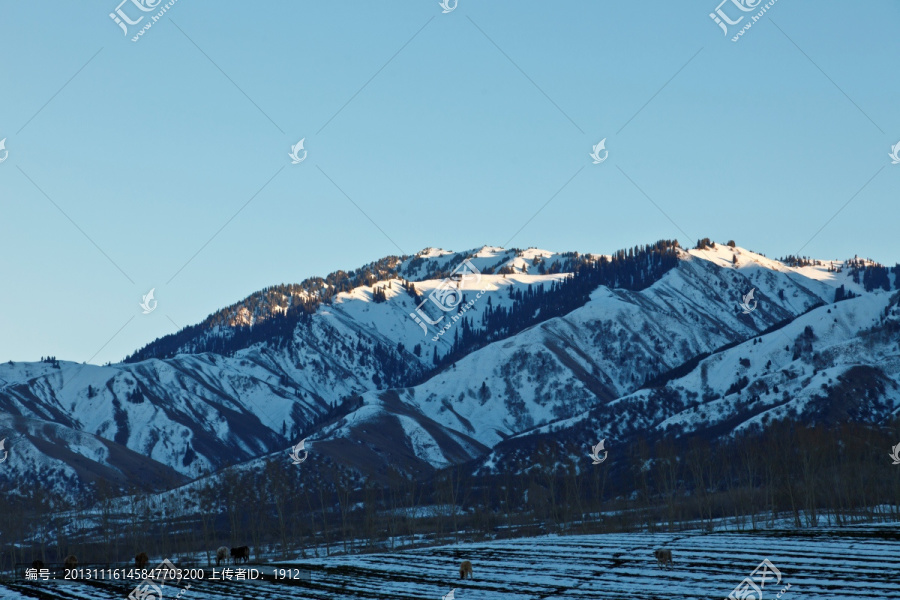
[1,240,897,502]
[477,288,900,474]
[372,244,841,449]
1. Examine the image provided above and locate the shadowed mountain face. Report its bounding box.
[1,241,898,501]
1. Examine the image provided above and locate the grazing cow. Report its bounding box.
[654,548,673,570]
[64,555,78,569]
[230,546,250,564]
[216,546,229,566]
[31,560,44,569]
[135,552,149,569]
[459,560,473,580]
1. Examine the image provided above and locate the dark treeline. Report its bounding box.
[848,261,900,292]
[124,255,408,363]
[123,248,527,363]
[123,241,681,367]
[778,256,900,294]
[3,417,897,571]
[432,240,681,367]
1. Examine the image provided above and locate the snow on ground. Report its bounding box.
[3,522,898,599]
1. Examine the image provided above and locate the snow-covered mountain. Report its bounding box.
[1,240,898,501]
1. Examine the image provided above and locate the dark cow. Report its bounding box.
[31,560,44,569]
[654,548,673,570]
[135,552,149,569]
[64,555,78,569]
[230,546,250,564]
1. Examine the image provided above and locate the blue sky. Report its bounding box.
[1,0,897,364]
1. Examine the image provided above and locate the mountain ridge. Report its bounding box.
[2,239,899,504]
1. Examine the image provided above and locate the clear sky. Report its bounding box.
[1,0,897,364]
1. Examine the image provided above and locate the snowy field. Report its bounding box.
[2,523,898,599]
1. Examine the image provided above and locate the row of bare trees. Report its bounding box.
[2,418,899,573]
[519,419,900,534]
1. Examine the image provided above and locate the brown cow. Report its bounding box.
[64,555,78,569]
[135,552,149,569]
[459,560,473,580]
[654,548,673,570]
[216,546,229,566]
